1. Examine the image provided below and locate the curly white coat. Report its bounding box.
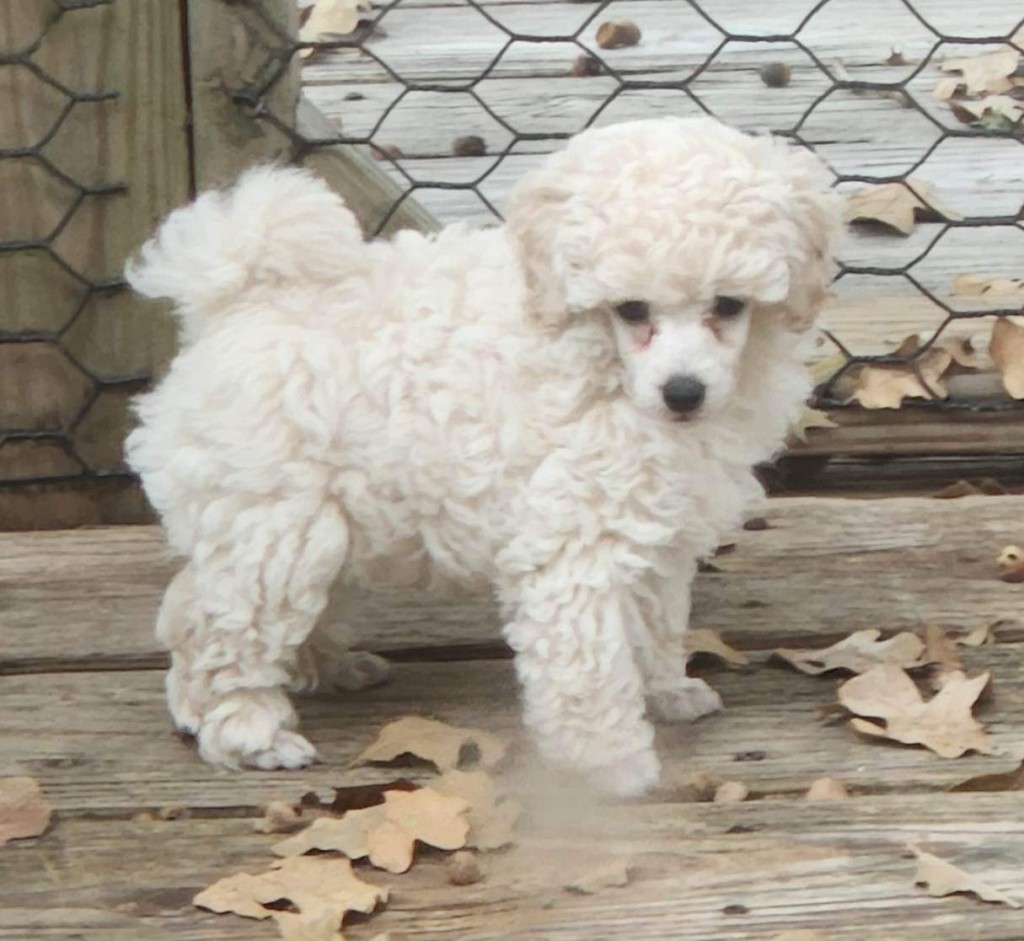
[127,117,840,796]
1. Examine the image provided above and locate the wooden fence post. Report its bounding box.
[185,0,439,234]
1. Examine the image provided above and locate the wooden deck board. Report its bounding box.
[3,495,1021,670]
[3,495,1024,939]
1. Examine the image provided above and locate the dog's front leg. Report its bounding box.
[502,567,659,798]
[634,559,723,723]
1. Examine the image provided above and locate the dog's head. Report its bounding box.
[505,117,841,422]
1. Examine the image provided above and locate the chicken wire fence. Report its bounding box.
[2,0,1024,513]
[256,0,1024,414]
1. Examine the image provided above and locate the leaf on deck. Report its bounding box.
[353,716,507,772]
[838,664,995,758]
[911,845,1021,908]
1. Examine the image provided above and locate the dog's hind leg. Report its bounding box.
[290,622,392,694]
[165,494,350,770]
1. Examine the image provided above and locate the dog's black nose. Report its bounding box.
[662,375,706,415]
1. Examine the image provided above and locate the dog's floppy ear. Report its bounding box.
[505,168,583,331]
[776,146,843,332]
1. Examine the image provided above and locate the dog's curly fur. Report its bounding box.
[127,117,840,796]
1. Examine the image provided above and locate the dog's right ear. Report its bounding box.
[505,171,579,331]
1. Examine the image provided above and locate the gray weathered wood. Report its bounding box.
[3,642,1022,816]
[4,793,1024,940]
[2,496,1022,670]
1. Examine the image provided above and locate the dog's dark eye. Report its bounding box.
[712,296,745,319]
[615,300,650,324]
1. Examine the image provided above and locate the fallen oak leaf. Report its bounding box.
[939,48,1021,96]
[949,95,1024,130]
[960,623,996,647]
[774,629,925,676]
[790,406,838,442]
[911,845,1021,908]
[844,179,961,235]
[353,716,506,772]
[989,319,1024,400]
[0,777,53,845]
[195,856,388,940]
[950,759,1024,792]
[838,664,995,758]
[921,625,965,692]
[254,800,303,835]
[847,348,952,409]
[299,0,371,57]
[432,769,520,850]
[685,628,751,671]
[275,788,470,874]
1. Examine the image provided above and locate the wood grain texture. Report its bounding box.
[0,0,188,525]
[4,794,1024,940]
[3,643,1023,816]
[4,495,1024,939]
[2,496,1021,669]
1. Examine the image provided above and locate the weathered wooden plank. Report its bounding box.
[3,640,1023,816]
[0,0,188,527]
[2,497,1021,670]
[4,792,1024,940]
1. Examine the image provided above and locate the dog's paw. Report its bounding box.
[329,651,393,692]
[291,646,393,694]
[245,730,318,771]
[589,748,662,798]
[196,690,316,770]
[647,676,723,723]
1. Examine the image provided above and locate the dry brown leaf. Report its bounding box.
[949,94,1024,129]
[844,179,960,235]
[790,406,838,442]
[774,629,926,676]
[989,318,1024,400]
[933,478,1006,499]
[275,788,469,874]
[195,856,388,941]
[685,628,751,670]
[838,664,995,758]
[923,625,964,672]
[432,769,519,850]
[911,845,1021,908]
[299,0,369,45]
[950,759,1024,792]
[353,716,506,772]
[848,348,952,409]
[933,76,962,100]
[0,777,53,845]
[939,48,1021,95]
[960,623,995,647]
[805,777,849,800]
[713,781,749,804]
[808,351,848,386]
[564,859,633,894]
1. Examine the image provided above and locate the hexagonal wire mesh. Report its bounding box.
[2,0,1023,510]
[255,0,1024,412]
[1,0,144,503]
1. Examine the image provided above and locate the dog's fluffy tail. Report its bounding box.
[126,166,364,339]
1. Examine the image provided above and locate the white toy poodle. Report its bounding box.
[127,116,840,796]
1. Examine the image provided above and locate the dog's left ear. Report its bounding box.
[776,146,843,332]
[505,165,588,331]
